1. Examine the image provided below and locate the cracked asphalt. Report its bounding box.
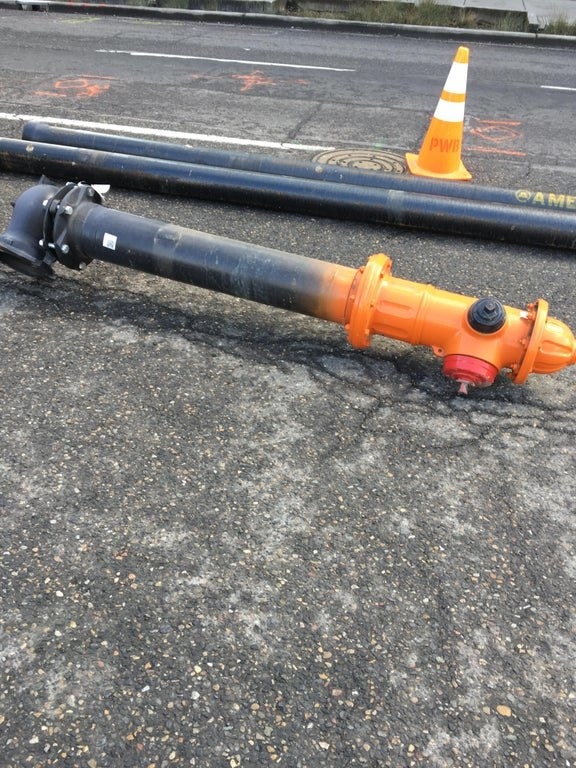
[1,99,575,768]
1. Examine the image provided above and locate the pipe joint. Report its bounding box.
[345,253,393,349]
[46,182,102,270]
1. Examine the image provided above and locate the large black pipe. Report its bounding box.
[65,199,334,317]
[1,138,576,250]
[0,179,341,318]
[21,121,576,213]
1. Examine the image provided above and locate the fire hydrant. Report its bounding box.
[1,179,574,393]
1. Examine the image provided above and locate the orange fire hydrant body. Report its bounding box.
[318,254,576,391]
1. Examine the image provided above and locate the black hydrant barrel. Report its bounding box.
[64,199,354,324]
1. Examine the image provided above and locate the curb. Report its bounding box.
[2,0,576,48]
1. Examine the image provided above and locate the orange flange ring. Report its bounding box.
[511,299,548,384]
[346,253,393,349]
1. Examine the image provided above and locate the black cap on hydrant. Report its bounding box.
[467,297,506,334]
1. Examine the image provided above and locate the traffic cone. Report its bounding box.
[406,46,471,181]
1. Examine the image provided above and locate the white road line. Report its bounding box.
[96,49,355,72]
[541,85,576,92]
[0,112,335,153]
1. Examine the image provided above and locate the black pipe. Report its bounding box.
[1,138,576,250]
[0,179,343,320]
[63,199,335,317]
[21,121,575,212]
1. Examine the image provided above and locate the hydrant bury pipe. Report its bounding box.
[1,139,576,251]
[1,180,575,391]
[20,122,574,212]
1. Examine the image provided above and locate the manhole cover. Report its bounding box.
[312,148,406,174]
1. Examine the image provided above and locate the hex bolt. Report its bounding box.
[61,244,70,255]
[62,205,74,216]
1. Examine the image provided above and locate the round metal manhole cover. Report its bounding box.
[312,148,406,174]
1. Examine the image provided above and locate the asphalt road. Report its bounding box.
[0,8,575,768]
[1,8,575,163]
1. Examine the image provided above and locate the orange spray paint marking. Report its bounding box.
[190,71,308,93]
[232,70,276,92]
[34,75,115,100]
[467,117,526,157]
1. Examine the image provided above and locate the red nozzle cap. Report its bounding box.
[442,355,499,388]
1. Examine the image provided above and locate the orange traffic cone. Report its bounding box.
[406,46,471,181]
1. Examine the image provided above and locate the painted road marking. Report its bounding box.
[541,85,576,92]
[34,76,116,100]
[467,117,526,157]
[96,49,355,72]
[0,112,335,153]
[190,70,308,92]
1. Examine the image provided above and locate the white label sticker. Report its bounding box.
[102,232,117,250]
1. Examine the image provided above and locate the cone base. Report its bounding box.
[405,152,472,181]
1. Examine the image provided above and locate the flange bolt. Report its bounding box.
[467,297,506,334]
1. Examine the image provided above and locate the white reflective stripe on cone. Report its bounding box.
[433,98,466,123]
[442,62,468,95]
